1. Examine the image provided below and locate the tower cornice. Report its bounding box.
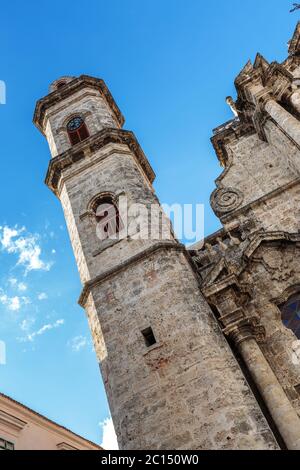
[78,241,186,307]
[33,75,125,133]
[45,127,156,195]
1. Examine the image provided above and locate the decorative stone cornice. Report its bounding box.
[223,316,266,345]
[33,75,125,133]
[220,177,300,224]
[203,276,266,345]
[263,62,293,99]
[56,442,78,450]
[45,128,156,195]
[78,241,185,307]
[243,231,300,261]
[0,410,27,432]
[201,231,300,292]
[211,120,255,166]
[202,273,240,297]
[288,21,300,56]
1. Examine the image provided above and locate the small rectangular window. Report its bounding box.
[0,438,14,450]
[142,327,156,347]
[295,384,300,396]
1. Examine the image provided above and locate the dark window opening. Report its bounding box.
[56,81,66,89]
[280,293,300,339]
[94,196,123,241]
[0,438,14,450]
[67,116,90,146]
[294,384,300,396]
[142,327,156,347]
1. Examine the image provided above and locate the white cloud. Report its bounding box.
[38,292,48,300]
[100,417,119,450]
[8,297,21,311]
[0,225,51,273]
[9,278,27,292]
[0,293,30,312]
[1,295,20,311]
[20,317,36,332]
[68,335,89,352]
[17,282,27,292]
[18,319,65,342]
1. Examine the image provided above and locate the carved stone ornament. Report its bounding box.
[210,187,244,216]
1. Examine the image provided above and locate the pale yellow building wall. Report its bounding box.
[0,394,101,451]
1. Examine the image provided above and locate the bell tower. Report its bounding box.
[34,75,279,450]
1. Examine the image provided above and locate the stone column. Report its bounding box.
[207,282,300,450]
[289,90,300,115]
[231,325,300,450]
[264,99,300,146]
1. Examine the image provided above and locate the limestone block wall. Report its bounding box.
[59,143,172,283]
[216,130,298,214]
[85,247,278,450]
[213,121,300,233]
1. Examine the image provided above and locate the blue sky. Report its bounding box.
[0,0,298,447]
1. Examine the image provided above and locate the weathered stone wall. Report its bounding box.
[58,135,278,449]
[44,88,120,157]
[212,125,300,228]
[37,74,282,450]
[239,242,300,414]
[59,142,169,283]
[202,24,300,448]
[85,247,278,450]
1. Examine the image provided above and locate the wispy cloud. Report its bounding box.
[68,335,89,352]
[20,317,35,332]
[18,282,27,292]
[100,417,119,450]
[0,292,30,312]
[9,278,27,292]
[0,294,21,311]
[18,319,65,342]
[0,225,52,273]
[37,292,48,300]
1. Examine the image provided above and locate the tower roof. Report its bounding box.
[288,21,300,56]
[33,75,125,134]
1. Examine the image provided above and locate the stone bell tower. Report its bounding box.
[34,75,279,450]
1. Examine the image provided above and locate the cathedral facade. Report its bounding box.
[34,23,300,450]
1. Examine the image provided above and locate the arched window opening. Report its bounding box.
[280,293,300,339]
[56,80,66,89]
[67,116,89,146]
[94,196,123,241]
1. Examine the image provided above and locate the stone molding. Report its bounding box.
[219,176,300,224]
[78,241,185,307]
[33,74,125,132]
[0,410,27,432]
[199,231,300,345]
[45,128,156,195]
